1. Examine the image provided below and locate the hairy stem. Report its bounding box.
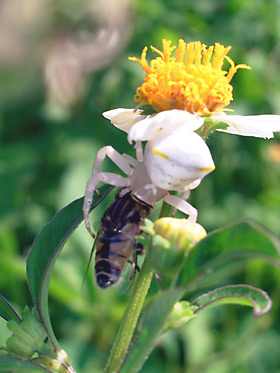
[104,259,153,373]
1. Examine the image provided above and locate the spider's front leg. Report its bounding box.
[168,179,202,217]
[83,145,135,237]
[163,193,198,222]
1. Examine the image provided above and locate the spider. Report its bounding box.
[83,124,215,237]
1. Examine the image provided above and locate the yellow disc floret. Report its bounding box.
[129,39,251,115]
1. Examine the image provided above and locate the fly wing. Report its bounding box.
[83,185,114,285]
[82,231,101,287]
[115,261,134,294]
[115,237,145,295]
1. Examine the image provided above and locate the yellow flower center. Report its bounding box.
[129,39,251,115]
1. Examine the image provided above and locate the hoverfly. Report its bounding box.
[93,187,152,289]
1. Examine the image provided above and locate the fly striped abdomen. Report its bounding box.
[94,189,151,289]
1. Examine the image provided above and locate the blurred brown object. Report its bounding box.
[0,0,49,65]
[267,143,280,163]
[0,0,132,113]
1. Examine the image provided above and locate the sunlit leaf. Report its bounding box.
[192,284,272,317]
[0,294,21,322]
[26,185,113,347]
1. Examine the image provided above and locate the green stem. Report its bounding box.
[158,196,175,218]
[104,259,154,373]
[104,201,171,373]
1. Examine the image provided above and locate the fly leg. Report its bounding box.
[129,242,145,281]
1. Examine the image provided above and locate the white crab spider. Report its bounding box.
[83,125,215,237]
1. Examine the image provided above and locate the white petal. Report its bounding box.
[102,108,146,133]
[128,109,204,142]
[212,113,280,139]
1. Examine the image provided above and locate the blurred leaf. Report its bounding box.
[0,356,51,372]
[178,219,280,288]
[192,284,272,317]
[26,185,113,347]
[0,294,21,322]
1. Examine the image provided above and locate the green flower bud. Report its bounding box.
[148,218,207,281]
[6,307,47,358]
[154,218,207,251]
[163,301,197,333]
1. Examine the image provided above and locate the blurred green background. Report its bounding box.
[0,0,280,372]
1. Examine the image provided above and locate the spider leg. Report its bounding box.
[186,178,201,191]
[91,145,135,175]
[163,193,198,222]
[83,146,136,237]
[122,154,141,167]
[169,179,202,217]
[135,141,144,162]
[121,141,144,166]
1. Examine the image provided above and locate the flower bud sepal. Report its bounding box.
[163,301,198,334]
[3,306,73,372]
[5,306,50,359]
[196,118,229,140]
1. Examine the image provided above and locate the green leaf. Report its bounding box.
[122,219,280,372]
[0,356,52,372]
[26,185,113,348]
[192,285,272,317]
[139,105,158,115]
[0,295,21,322]
[178,219,280,288]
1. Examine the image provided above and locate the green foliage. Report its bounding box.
[0,295,21,323]
[27,185,112,348]
[0,356,51,372]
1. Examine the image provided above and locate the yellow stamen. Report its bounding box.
[129,39,251,115]
[152,148,169,159]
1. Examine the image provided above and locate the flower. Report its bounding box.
[103,39,280,140]
[129,39,250,115]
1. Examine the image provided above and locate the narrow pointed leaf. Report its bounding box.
[192,285,272,317]
[26,185,113,347]
[0,294,21,322]
[0,356,52,372]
